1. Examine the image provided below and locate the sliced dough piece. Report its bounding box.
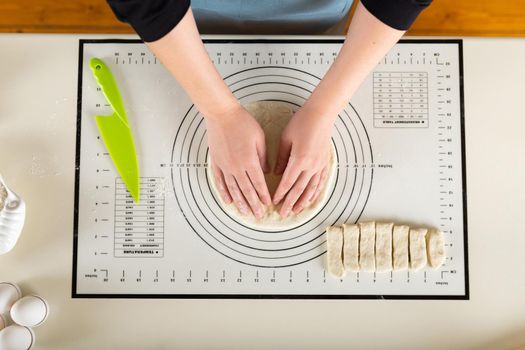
[375,222,393,272]
[392,225,410,271]
[426,229,446,269]
[326,226,345,278]
[358,222,376,272]
[342,224,360,272]
[409,228,428,271]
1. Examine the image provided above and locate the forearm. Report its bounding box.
[146,9,238,120]
[304,2,404,121]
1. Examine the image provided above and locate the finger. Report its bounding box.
[272,159,303,205]
[292,172,321,214]
[247,166,272,206]
[211,163,232,204]
[236,172,265,219]
[311,167,329,203]
[274,138,291,176]
[279,171,312,218]
[224,175,250,216]
[256,138,270,174]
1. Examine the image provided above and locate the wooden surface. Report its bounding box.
[0,0,524,36]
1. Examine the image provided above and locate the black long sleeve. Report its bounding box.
[106,0,432,42]
[107,0,190,42]
[361,0,433,31]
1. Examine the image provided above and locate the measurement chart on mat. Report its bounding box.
[73,39,467,299]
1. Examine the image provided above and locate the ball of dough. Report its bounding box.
[208,101,337,231]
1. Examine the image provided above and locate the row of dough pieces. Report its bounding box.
[326,222,446,278]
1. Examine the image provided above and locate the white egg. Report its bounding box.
[0,314,6,330]
[0,325,34,350]
[10,296,49,328]
[0,282,22,314]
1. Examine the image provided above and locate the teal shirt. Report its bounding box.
[191,0,353,34]
[108,0,431,42]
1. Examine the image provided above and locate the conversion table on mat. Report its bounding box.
[73,38,468,299]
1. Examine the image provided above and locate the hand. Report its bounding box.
[205,104,272,219]
[273,107,333,218]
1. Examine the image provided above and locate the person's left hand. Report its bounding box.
[273,106,334,217]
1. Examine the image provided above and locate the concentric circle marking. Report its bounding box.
[171,67,373,267]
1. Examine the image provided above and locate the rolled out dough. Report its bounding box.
[358,222,375,272]
[326,226,345,278]
[392,225,409,271]
[208,101,337,231]
[342,224,359,272]
[426,229,446,269]
[375,222,393,273]
[409,228,428,271]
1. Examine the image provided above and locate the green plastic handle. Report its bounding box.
[89,58,129,127]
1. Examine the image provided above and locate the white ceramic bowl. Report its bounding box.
[0,175,26,255]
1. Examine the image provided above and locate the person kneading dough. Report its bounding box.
[106,0,434,221]
[208,101,337,231]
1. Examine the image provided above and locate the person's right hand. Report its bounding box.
[205,104,272,219]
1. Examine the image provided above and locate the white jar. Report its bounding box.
[0,175,26,255]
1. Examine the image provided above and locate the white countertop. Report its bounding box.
[0,34,524,350]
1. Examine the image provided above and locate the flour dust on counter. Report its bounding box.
[73,39,468,299]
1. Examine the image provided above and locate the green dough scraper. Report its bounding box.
[89,57,140,203]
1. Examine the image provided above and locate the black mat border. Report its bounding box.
[73,38,468,300]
